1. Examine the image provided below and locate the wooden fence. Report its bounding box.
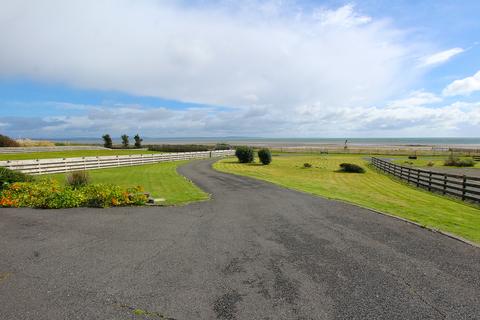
[0,150,235,175]
[371,157,480,203]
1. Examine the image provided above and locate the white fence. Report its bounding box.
[0,150,235,175]
[0,146,109,154]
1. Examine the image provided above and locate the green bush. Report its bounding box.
[0,180,147,209]
[214,143,231,150]
[0,134,20,147]
[147,144,210,152]
[66,171,90,189]
[258,148,272,165]
[444,156,475,167]
[0,167,33,190]
[339,163,365,173]
[303,163,312,168]
[235,146,254,163]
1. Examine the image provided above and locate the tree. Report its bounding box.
[134,134,143,148]
[121,134,129,148]
[0,134,20,147]
[102,134,113,148]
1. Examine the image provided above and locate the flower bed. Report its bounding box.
[0,179,147,209]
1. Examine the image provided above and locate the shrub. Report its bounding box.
[147,144,211,152]
[134,134,143,148]
[444,156,475,167]
[258,148,272,165]
[303,163,312,168]
[102,134,113,148]
[66,171,90,189]
[339,163,365,173]
[408,155,417,160]
[214,143,231,150]
[235,146,254,163]
[0,180,147,209]
[0,167,33,190]
[121,134,129,148]
[427,161,434,167]
[0,134,20,147]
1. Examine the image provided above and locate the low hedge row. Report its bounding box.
[0,180,147,209]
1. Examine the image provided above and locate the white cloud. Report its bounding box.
[3,100,480,138]
[387,90,441,108]
[443,70,480,96]
[420,48,464,67]
[0,0,420,110]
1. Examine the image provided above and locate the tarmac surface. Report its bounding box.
[1,159,479,319]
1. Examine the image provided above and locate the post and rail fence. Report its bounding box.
[0,150,235,175]
[371,157,480,203]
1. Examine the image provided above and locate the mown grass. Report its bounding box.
[391,155,480,168]
[42,161,208,205]
[214,154,480,243]
[0,149,164,161]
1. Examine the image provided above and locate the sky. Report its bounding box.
[1,0,480,139]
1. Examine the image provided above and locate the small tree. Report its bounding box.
[258,148,272,165]
[235,146,254,163]
[102,134,113,148]
[134,134,143,148]
[121,134,129,148]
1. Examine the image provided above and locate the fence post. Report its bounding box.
[428,172,432,191]
[416,170,420,187]
[462,175,467,201]
[443,174,447,195]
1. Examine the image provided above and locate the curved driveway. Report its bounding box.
[1,159,480,319]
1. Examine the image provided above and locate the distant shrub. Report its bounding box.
[214,143,231,150]
[408,155,417,160]
[427,161,434,167]
[303,163,312,168]
[257,148,272,165]
[444,155,475,167]
[0,167,33,190]
[235,146,254,163]
[0,134,20,147]
[339,163,365,173]
[134,134,143,148]
[147,144,210,152]
[102,134,113,148]
[66,171,90,189]
[121,134,129,148]
[0,180,147,209]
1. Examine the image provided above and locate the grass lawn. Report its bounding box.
[391,155,480,168]
[0,149,163,161]
[42,161,208,206]
[214,154,480,243]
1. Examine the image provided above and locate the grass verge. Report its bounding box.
[42,161,208,206]
[214,154,480,243]
[391,155,480,168]
[0,149,164,161]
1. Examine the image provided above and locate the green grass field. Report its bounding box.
[42,161,208,206]
[214,154,480,243]
[0,149,163,161]
[391,155,480,168]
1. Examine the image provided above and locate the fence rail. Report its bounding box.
[0,146,109,154]
[371,157,480,203]
[0,150,235,175]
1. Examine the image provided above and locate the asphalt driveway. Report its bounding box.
[1,159,479,319]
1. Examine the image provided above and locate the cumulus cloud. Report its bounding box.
[387,90,441,108]
[0,0,420,110]
[420,48,464,67]
[443,70,480,96]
